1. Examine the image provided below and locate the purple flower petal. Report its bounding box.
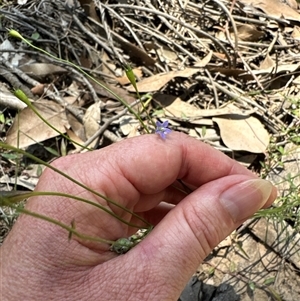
[155,120,171,139]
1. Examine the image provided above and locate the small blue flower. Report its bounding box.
[155,120,172,139]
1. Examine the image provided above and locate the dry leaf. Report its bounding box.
[78,0,100,22]
[156,47,178,62]
[236,24,264,42]
[216,24,264,42]
[286,0,298,10]
[164,97,200,118]
[116,68,143,86]
[240,0,300,21]
[119,116,140,136]
[65,127,85,151]
[79,51,93,69]
[6,100,69,148]
[207,66,254,80]
[213,115,269,153]
[19,63,66,79]
[90,78,136,104]
[83,103,101,145]
[253,63,300,75]
[292,26,300,40]
[66,111,86,142]
[100,51,117,78]
[117,38,156,66]
[127,52,213,93]
[195,127,219,140]
[31,83,45,96]
[259,55,275,70]
[164,99,252,119]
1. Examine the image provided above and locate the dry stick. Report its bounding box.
[96,2,125,66]
[0,89,26,110]
[122,16,198,63]
[66,35,82,67]
[1,61,88,122]
[228,0,237,13]
[109,4,232,68]
[240,7,290,26]
[44,86,85,122]
[103,130,122,143]
[100,1,145,51]
[213,0,238,68]
[188,1,221,17]
[0,66,34,99]
[85,14,159,67]
[161,0,220,52]
[0,49,103,117]
[148,0,189,42]
[196,75,284,133]
[220,2,279,92]
[238,41,293,50]
[72,14,114,56]
[236,53,265,91]
[0,56,39,87]
[262,31,280,91]
[65,33,118,79]
[62,63,100,103]
[4,8,73,49]
[0,49,97,107]
[233,15,272,26]
[215,0,264,90]
[261,70,300,91]
[204,69,219,108]
[78,99,142,151]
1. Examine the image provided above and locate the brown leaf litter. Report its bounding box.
[0,1,300,300]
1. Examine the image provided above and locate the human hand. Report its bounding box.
[0,132,276,301]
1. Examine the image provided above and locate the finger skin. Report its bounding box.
[0,132,276,301]
[87,175,276,301]
[40,131,256,214]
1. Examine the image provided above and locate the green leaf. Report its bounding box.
[44,146,60,157]
[31,32,40,40]
[248,282,256,291]
[0,113,5,123]
[1,153,21,161]
[264,277,275,285]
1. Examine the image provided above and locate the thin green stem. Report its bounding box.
[3,198,115,245]
[1,190,145,228]
[14,90,91,151]
[9,30,150,133]
[0,191,146,228]
[0,141,152,228]
[125,65,156,129]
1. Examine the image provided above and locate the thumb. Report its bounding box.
[128,175,276,300]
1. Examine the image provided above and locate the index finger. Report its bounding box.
[105,131,256,194]
[81,132,255,194]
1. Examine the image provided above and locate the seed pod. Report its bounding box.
[110,237,133,254]
[9,30,24,40]
[14,89,29,103]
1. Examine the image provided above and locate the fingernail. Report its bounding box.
[220,179,273,222]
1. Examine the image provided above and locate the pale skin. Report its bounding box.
[0,132,277,301]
